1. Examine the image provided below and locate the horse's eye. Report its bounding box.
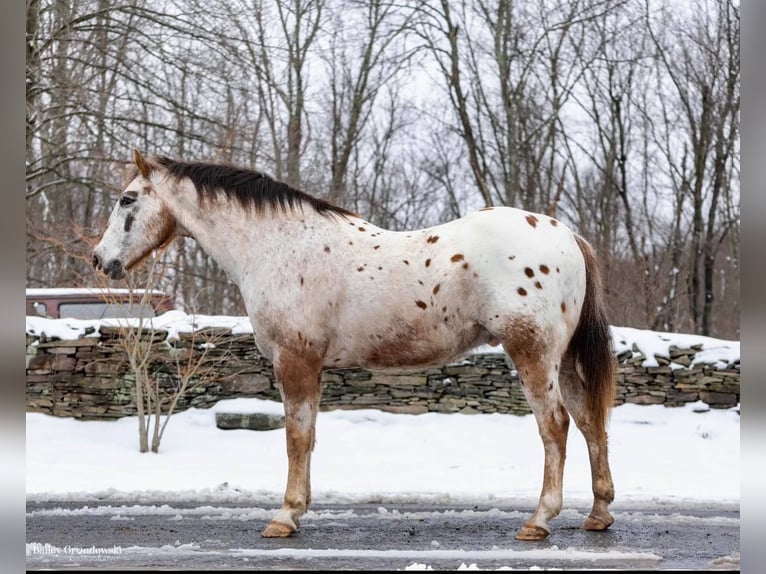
[119,195,136,207]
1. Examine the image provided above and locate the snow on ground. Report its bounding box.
[26,398,739,507]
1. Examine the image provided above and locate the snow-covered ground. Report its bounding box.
[25,398,741,570]
[26,397,739,506]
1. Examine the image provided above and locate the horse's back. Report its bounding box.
[321,206,586,369]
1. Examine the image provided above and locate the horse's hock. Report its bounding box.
[25,326,740,420]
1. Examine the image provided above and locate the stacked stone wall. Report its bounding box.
[25,327,740,420]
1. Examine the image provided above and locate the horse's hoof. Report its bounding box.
[583,512,614,531]
[515,524,550,541]
[261,520,296,538]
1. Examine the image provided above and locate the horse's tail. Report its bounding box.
[568,235,617,435]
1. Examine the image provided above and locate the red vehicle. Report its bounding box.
[26,288,174,320]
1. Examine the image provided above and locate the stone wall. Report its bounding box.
[25,326,740,420]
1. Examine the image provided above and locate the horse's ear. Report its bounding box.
[133,149,151,179]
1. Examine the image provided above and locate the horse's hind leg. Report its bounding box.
[559,352,615,531]
[261,348,322,538]
[505,329,570,540]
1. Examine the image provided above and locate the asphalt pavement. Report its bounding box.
[26,499,740,570]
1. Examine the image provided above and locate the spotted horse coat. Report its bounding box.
[93,151,617,541]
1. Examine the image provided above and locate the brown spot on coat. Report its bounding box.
[324,246,331,253]
[462,262,469,269]
[300,276,304,286]
[508,255,516,260]
[433,284,441,295]
[427,235,439,243]
[451,253,464,262]
[540,264,550,274]
[526,214,539,227]
[479,206,494,211]
[415,300,428,310]
[518,287,528,296]
[403,260,410,265]
[550,219,558,226]
[425,258,431,267]
[535,281,543,289]
[374,245,380,250]
[357,266,364,272]
[524,267,535,277]
[358,226,366,232]
[561,302,567,313]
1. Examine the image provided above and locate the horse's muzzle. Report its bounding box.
[92,253,125,280]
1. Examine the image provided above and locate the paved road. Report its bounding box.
[26,500,739,570]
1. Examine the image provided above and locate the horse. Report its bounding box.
[93,150,617,541]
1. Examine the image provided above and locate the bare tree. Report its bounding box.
[234,0,325,188]
[415,0,493,207]
[646,0,740,336]
[97,256,238,453]
[415,0,625,213]
[321,0,416,205]
[566,1,659,325]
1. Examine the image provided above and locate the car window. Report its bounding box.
[30,301,48,317]
[58,302,158,320]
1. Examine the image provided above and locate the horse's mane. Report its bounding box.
[152,157,354,218]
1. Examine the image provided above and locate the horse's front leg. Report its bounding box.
[261,348,323,538]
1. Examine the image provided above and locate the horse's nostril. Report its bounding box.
[106,259,125,280]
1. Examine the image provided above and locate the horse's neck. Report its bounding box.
[167,186,331,285]
[162,189,242,283]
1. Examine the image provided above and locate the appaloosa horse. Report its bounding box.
[93,150,617,540]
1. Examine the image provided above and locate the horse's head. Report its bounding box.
[92,150,177,280]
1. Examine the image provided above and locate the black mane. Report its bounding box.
[155,157,354,218]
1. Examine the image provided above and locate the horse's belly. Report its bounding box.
[326,320,493,370]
